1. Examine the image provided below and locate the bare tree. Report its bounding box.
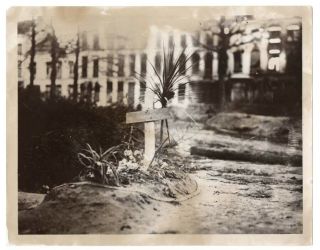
[73,31,80,102]
[48,24,67,100]
[217,16,231,107]
[50,26,58,99]
[19,18,51,88]
[28,19,36,87]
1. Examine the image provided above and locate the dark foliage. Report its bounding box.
[18,90,133,192]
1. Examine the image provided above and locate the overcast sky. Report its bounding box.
[12,6,304,45]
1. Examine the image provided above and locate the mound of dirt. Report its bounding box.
[19,183,157,234]
[18,192,45,211]
[206,113,301,144]
[18,171,199,234]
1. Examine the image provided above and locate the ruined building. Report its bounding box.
[17,16,302,111]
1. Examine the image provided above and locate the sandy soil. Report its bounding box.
[18,158,302,234]
[18,118,302,234]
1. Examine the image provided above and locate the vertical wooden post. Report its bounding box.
[144,121,156,165]
[143,84,155,166]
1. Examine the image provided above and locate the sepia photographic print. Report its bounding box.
[7,6,312,245]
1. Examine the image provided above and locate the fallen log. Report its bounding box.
[190,146,302,166]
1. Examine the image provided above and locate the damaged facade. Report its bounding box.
[225,16,302,110]
[17,16,302,110]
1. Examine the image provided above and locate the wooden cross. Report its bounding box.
[126,108,171,168]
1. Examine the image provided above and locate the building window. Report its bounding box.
[93,58,99,77]
[206,34,213,48]
[193,31,200,46]
[178,83,186,103]
[118,55,125,77]
[82,56,88,78]
[139,81,146,103]
[107,55,113,77]
[45,85,62,99]
[87,81,93,103]
[69,61,74,77]
[287,29,301,43]
[141,53,147,77]
[56,61,62,79]
[94,82,100,104]
[204,52,213,79]
[93,34,99,50]
[179,53,186,75]
[107,81,113,103]
[191,53,200,74]
[234,51,243,73]
[250,45,260,75]
[128,81,135,106]
[81,32,88,50]
[181,34,187,48]
[18,44,22,56]
[129,54,135,76]
[168,34,174,48]
[155,53,161,73]
[18,60,22,78]
[117,81,124,103]
[68,84,74,99]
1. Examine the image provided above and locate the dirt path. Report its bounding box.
[147,158,302,234]
[147,120,303,234]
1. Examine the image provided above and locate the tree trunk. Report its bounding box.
[29,19,36,87]
[190,146,302,166]
[73,32,80,102]
[218,17,229,110]
[50,29,58,100]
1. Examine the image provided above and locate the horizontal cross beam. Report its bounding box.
[126,108,172,124]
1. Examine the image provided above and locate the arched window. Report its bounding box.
[179,53,186,75]
[192,52,200,74]
[234,50,243,73]
[140,53,147,76]
[204,52,213,79]
[250,45,260,75]
[206,34,213,48]
[118,54,125,77]
[181,34,187,48]
[94,82,100,104]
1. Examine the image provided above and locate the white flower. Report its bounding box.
[124,149,133,157]
[134,150,142,156]
[129,155,135,162]
[118,158,127,166]
[161,162,168,168]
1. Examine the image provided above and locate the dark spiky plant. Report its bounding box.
[136,45,193,143]
[78,143,124,185]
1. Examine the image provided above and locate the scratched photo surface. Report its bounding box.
[7,6,312,244]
